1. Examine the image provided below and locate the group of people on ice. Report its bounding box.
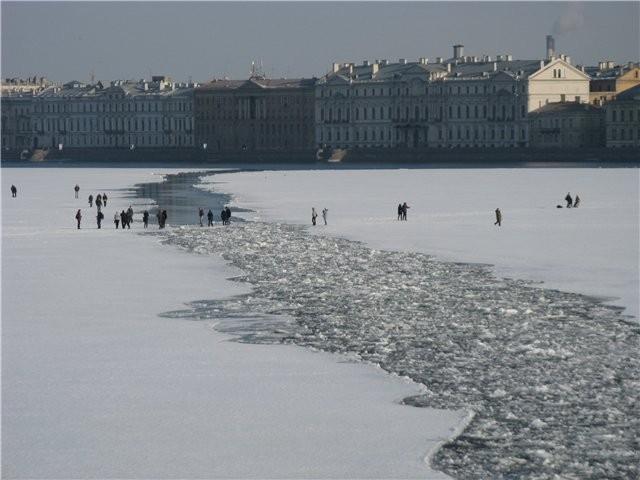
[311,207,329,226]
[88,192,108,210]
[397,203,410,221]
[564,192,581,208]
[200,206,232,226]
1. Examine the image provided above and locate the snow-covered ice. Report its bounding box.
[188,167,639,479]
[206,168,639,319]
[1,167,465,479]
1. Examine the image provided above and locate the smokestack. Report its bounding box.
[546,35,555,60]
[453,44,464,59]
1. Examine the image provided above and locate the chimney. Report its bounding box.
[399,58,407,64]
[436,57,443,64]
[453,44,464,59]
[493,62,498,72]
[363,60,370,66]
[332,62,340,73]
[546,35,555,60]
[506,54,513,61]
[446,63,452,73]
[372,63,379,75]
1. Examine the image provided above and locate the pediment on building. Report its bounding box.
[529,59,590,81]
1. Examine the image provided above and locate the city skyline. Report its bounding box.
[1,1,638,83]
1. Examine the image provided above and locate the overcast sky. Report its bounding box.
[1,2,638,83]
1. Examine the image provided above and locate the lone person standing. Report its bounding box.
[97,210,104,229]
[322,208,328,225]
[88,194,94,208]
[207,209,214,226]
[75,209,82,229]
[74,184,80,199]
[10,185,17,197]
[494,208,502,227]
[143,210,149,228]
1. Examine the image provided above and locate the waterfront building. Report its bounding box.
[604,84,640,148]
[194,76,316,155]
[528,102,604,148]
[27,77,194,151]
[316,44,590,149]
[1,93,35,152]
[588,61,640,106]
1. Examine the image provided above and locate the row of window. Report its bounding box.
[47,134,193,147]
[319,83,526,98]
[609,127,640,141]
[320,104,526,122]
[34,101,191,114]
[34,116,192,133]
[319,125,528,142]
[608,108,640,122]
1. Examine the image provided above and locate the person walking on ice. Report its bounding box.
[402,202,410,221]
[397,203,403,221]
[322,208,328,225]
[207,209,214,226]
[114,212,120,229]
[199,207,204,227]
[88,194,93,208]
[494,208,502,227]
[565,192,573,208]
[10,185,17,197]
[102,193,108,207]
[143,210,149,228]
[96,210,104,229]
[573,195,580,208]
[312,207,318,226]
[74,184,79,199]
[75,209,82,229]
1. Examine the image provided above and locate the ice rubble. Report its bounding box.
[159,222,639,480]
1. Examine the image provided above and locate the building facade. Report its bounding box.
[194,76,316,154]
[604,84,640,148]
[316,46,591,150]
[588,62,640,106]
[1,93,34,151]
[529,102,604,148]
[21,77,195,151]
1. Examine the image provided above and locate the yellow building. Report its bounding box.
[588,62,640,106]
[604,84,640,148]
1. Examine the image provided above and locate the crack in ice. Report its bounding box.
[156,222,639,480]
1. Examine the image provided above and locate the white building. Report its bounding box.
[29,77,195,151]
[316,45,591,149]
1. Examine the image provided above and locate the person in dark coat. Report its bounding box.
[220,209,227,225]
[75,209,82,229]
[120,210,127,230]
[156,210,162,229]
[102,193,108,207]
[114,212,120,229]
[96,194,102,206]
[565,193,573,208]
[312,207,318,226]
[199,207,204,227]
[402,202,410,221]
[74,184,80,199]
[573,195,580,208]
[397,203,402,221]
[11,185,17,197]
[97,210,104,229]
[494,208,502,227]
[126,206,134,225]
[88,194,93,208]
[143,210,149,228]
[161,210,168,228]
[207,209,214,226]
[225,206,231,224]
